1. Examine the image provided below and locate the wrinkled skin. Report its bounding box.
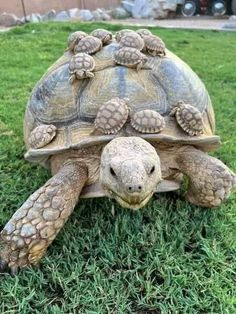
[100,137,162,209]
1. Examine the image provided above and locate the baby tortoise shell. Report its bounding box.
[74,36,102,55]
[143,35,166,57]
[91,29,112,45]
[131,110,166,133]
[94,98,129,134]
[69,53,95,83]
[29,124,57,149]
[67,31,87,52]
[136,28,152,38]
[170,102,204,136]
[114,47,148,70]
[119,33,145,51]
[115,29,135,42]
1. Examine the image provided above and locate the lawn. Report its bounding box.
[0,22,236,314]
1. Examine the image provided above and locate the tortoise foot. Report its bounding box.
[171,101,204,136]
[29,124,56,149]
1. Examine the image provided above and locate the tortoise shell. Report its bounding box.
[144,35,166,56]
[24,34,219,165]
[67,31,87,51]
[136,29,152,38]
[115,29,135,42]
[91,29,112,44]
[113,47,147,68]
[74,36,102,54]
[69,53,95,81]
[119,33,144,51]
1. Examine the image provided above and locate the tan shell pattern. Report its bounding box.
[74,36,102,54]
[91,29,112,44]
[115,29,135,42]
[172,103,204,136]
[144,35,166,56]
[69,53,95,81]
[114,47,147,68]
[67,31,87,51]
[29,124,57,149]
[119,33,145,51]
[94,98,129,134]
[136,29,152,38]
[131,110,166,133]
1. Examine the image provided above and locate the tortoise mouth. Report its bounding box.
[108,190,153,210]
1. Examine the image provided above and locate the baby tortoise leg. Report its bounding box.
[176,146,236,207]
[0,161,88,274]
[29,124,57,149]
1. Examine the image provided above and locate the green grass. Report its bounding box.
[0,22,236,314]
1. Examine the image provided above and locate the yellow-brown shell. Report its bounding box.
[131,110,165,133]
[119,33,144,51]
[69,53,95,81]
[171,103,204,136]
[143,35,166,56]
[113,47,147,68]
[136,28,152,38]
[29,124,57,149]
[91,29,112,44]
[94,98,129,134]
[67,31,87,51]
[74,36,102,55]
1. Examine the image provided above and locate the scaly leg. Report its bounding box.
[0,160,87,274]
[176,146,236,207]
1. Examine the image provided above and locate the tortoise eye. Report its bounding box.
[110,167,116,177]
[149,166,155,175]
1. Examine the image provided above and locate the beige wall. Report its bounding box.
[0,0,120,17]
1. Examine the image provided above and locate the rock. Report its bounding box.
[0,13,21,27]
[54,11,70,22]
[163,0,177,11]
[92,10,102,21]
[68,8,80,19]
[42,9,57,21]
[29,13,42,23]
[122,0,135,14]
[132,0,169,19]
[111,7,131,19]
[79,9,94,21]
[101,11,112,21]
[229,15,236,20]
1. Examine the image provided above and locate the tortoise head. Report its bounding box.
[100,137,162,210]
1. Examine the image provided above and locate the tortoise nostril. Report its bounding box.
[138,185,142,190]
[127,185,143,193]
[128,186,132,191]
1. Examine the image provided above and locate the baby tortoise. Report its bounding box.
[143,35,166,57]
[91,29,112,45]
[69,53,95,83]
[94,98,129,134]
[136,28,152,38]
[114,47,148,70]
[67,31,87,52]
[29,124,57,149]
[115,29,135,42]
[74,36,102,55]
[119,32,145,51]
[170,101,204,136]
[131,110,166,133]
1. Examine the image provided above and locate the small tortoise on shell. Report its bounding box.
[1,28,235,274]
[143,34,166,56]
[114,47,148,70]
[119,33,144,51]
[67,31,87,52]
[69,53,95,82]
[115,29,135,42]
[91,28,112,45]
[136,28,152,38]
[74,35,102,55]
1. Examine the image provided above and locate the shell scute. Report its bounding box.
[119,33,144,51]
[74,36,102,54]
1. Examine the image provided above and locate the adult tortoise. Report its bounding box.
[1,28,235,273]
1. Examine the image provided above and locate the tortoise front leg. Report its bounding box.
[0,161,88,274]
[176,146,236,207]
